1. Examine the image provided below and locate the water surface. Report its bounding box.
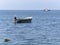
[0,10,60,45]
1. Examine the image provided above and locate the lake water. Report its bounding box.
[0,10,60,45]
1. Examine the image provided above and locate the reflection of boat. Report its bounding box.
[14,17,32,23]
[43,8,50,12]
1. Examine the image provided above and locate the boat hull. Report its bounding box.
[14,17,32,23]
[16,19,32,23]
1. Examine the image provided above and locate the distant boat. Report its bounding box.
[14,17,32,23]
[43,8,50,12]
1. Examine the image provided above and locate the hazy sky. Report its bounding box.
[0,0,60,10]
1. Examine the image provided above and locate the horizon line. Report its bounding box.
[0,9,60,10]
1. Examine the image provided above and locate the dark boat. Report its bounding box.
[14,17,32,23]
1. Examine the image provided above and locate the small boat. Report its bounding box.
[4,38,10,42]
[43,8,50,12]
[14,17,32,23]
